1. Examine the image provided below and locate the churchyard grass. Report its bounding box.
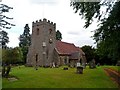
[2,65,118,88]
[102,65,119,72]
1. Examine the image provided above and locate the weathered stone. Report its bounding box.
[116,61,120,66]
[63,67,68,70]
[27,18,56,67]
[26,18,87,67]
[8,77,18,82]
[89,59,96,69]
[76,66,83,74]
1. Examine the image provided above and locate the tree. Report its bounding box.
[0,4,15,77]
[0,4,15,49]
[2,47,23,77]
[0,30,9,49]
[0,4,15,29]
[70,1,120,64]
[70,1,115,28]
[56,30,62,41]
[95,41,113,65]
[81,45,95,63]
[19,24,31,64]
[93,2,120,64]
[11,47,23,64]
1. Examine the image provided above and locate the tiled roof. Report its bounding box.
[56,40,80,56]
[69,52,80,60]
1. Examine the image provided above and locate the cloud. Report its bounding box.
[7,32,19,48]
[3,0,98,48]
[29,0,59,5]
[67,31,80,35]
[76,39,95,46]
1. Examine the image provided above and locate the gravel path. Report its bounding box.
[104,68,120,88]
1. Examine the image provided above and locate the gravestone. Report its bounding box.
[89,59,96,69]
[8,77,18,82]
[82,63,86,69]
[63,67,68,70]
[76,62,80,67]
[35,65,38,70]
[76,67,83,74]
[76,62,83,74]
[52,62,55,68]
[97,63,100,67]
[116,61,120,66]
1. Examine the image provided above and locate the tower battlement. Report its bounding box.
[32,18,56,27]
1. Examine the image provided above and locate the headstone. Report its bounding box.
[52,62,55,68]
[63,67,68,70]
[76,62,83,74]
[89,59,96,69]
[76,62,80,67]
[116,61,120,66]
[97,63,100,67]
[82,63,86,69]
[35,65,38,70]
[8,77,18,82]
[76,67,83,74]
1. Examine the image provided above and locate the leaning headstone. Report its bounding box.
[89,59,96,69]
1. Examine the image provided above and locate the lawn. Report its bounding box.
[102,65,120,72]
[2,65,119,88]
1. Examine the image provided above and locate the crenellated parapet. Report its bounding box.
[32,18,56,28]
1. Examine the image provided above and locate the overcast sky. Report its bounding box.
[2,0,98,48]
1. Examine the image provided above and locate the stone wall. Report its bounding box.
[26,18,56,67]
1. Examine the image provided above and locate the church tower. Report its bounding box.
[27,18,56,67]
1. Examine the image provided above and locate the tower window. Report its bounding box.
[49,29,52,34]
[37,28,39,35]
[36,54,38,62]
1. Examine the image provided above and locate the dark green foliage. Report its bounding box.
[19,24,31,64]
[70,0,115,28]
[71,1,120,65]
[0,4,15,49]
[2,47,23,77]
[89,59,96,69]
[0,4,16,48]
[56,30,62,41]
[81,45,95,63]
[0,4,15,29]
[0,4,16,77]
[2,64,11,77]
[19,24,31,47]
[2,48,12,65]
[0,30,9,49]
[2,47,23,65]
[70,2,100,28]
[94,2,120,64]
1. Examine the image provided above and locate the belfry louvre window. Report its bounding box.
[37,28,39,35]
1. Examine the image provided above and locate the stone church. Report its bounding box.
[26,18,86,67]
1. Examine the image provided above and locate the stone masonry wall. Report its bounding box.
[27,18,56,67]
